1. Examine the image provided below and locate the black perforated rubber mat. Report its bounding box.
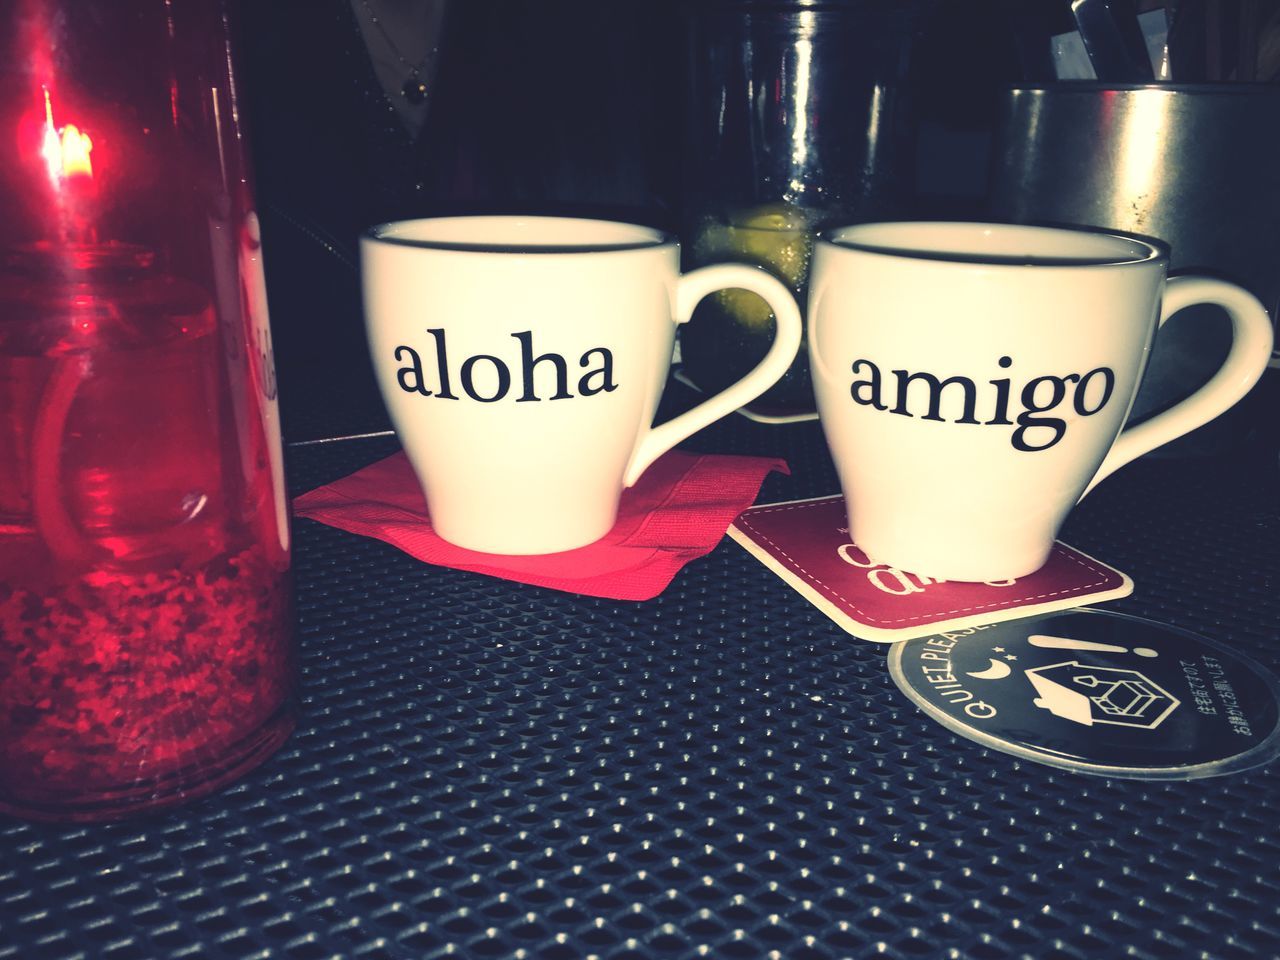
[3,385,1279,959]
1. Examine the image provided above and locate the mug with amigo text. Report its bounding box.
[361,216,802,554]
[808,222,1274,583]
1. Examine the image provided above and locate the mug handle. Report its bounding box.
[623,263,802,487]
[1083,275,1275,497]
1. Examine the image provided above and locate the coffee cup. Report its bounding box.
[808,221,1274,582]
[361,215,802,554]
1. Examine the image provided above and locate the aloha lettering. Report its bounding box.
[394,329,618,403]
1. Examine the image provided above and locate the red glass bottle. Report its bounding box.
[0,0,294,820]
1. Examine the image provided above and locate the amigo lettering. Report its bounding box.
[394,329,618,403]
[848,355,1115,451]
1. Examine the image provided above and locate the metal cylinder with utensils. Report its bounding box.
[988,82,1280,456]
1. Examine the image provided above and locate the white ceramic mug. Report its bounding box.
[361,216,802,554]
[808,222,1274,582]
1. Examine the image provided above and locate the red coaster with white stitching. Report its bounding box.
[728,496,1133,643]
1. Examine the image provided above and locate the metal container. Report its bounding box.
[988,83,1280,454]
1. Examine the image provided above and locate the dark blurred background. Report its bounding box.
[235,0,1037,440]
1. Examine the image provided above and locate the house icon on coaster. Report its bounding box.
[1025,661,1181,730]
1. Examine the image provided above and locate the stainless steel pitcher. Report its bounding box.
[988,83,1280,454]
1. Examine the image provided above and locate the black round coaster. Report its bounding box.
[887,609,1280,779]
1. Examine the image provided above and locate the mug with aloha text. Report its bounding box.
[808,222,1274,583]
[361,216,802,554]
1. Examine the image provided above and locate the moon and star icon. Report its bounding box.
[963,635,1160,681]
[965,646,1020,680]
[966,659,1013,680]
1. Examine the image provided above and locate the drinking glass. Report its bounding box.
[679,0,925,414]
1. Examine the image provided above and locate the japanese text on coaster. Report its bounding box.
[728,496,1133,643]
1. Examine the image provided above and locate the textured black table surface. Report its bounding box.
[3,382,1279,960]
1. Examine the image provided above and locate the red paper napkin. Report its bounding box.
[293,450,788,601]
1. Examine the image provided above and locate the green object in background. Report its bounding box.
[684,203,818,411]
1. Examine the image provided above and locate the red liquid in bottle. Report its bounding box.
[0,244,294,821]
[1,0,296,820]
